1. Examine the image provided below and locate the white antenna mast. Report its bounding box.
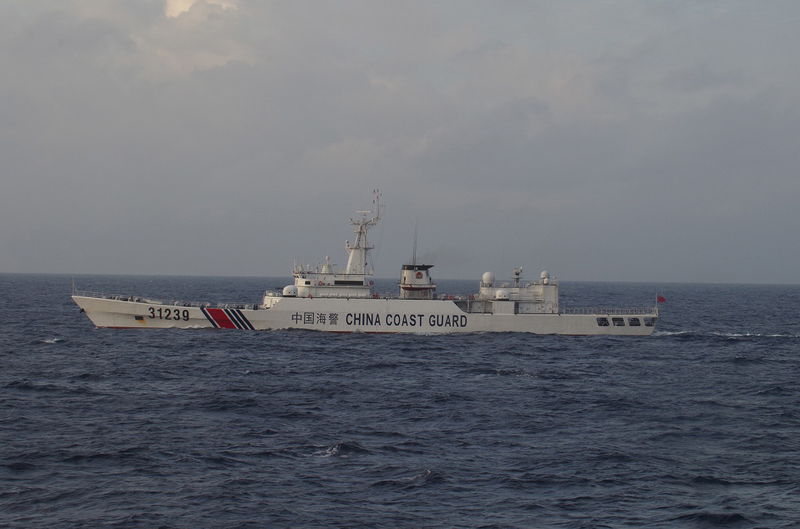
[344,189,383,275]
[412,219,418,266]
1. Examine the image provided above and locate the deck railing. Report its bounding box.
[72,290,260,310]
[72,290,163,304]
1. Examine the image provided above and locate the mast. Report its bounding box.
[399,218,435,300]
[412,220,418,266]
[344,189,382,275]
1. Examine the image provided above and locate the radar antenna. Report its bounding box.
[512,266,523,287]
[344,189,383,275]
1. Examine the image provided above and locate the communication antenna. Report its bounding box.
[412,219,418,266]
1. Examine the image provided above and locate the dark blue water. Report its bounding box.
[2,274,799,528]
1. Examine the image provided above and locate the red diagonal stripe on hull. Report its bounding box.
[205,308,237,329]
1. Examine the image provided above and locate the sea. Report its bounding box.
[2,274,799,528]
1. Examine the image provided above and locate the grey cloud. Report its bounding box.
[1,1,799,283]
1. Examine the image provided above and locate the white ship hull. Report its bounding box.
[72,295,657,336]
[72,191,660,336]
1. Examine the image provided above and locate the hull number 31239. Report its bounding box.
[148,307,190,321]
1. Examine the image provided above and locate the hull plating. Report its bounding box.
[73,296,656,336]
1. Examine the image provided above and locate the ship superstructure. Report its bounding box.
[282,192,382,300]
[72,192,659,335]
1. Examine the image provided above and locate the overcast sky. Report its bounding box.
[2,1,799,283]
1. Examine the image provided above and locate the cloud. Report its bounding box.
[165,0,237,19]
[2,1,800,282]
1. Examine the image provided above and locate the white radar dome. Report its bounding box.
[540,270,549,279]
[495,289,510,300]
[282,285,298,297]
[481,272,495,286]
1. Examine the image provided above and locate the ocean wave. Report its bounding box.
[655,330,800,339]
[4,379,98,395]
[668,511,753,527]
[691,475,734,486]
[313,441,370,458]
[371,468,445,489]
[2,461,36,473]
[30,337,66,345]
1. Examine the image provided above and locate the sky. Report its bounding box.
[2,0,799,284]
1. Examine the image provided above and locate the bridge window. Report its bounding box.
[596,317,609,326]
[612,317,625,326]
[628,318,641,326]
[644,317,656,327]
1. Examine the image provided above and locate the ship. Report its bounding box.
[72,192,659,335]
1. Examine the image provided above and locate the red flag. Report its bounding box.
[657,295,666,303]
